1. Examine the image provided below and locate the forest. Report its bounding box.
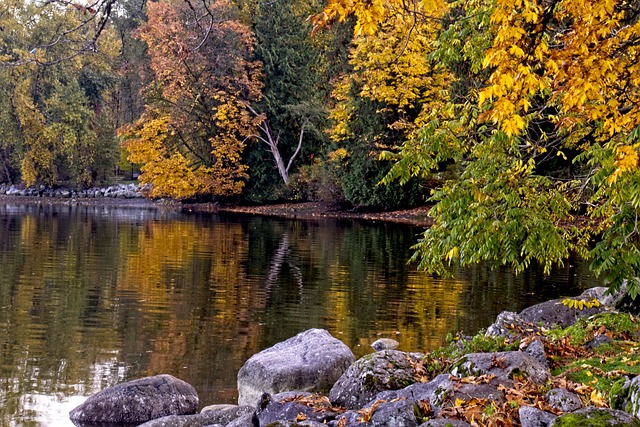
[1,0,640,295]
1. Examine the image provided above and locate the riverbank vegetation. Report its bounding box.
[1,0,640,295]
[393,310,640,426]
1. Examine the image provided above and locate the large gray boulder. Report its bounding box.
[225,413,254,427]
[331,399,421,427]
[550,407,640,426]
[451,351,550,384]
[522,338,549,369]
[328,375,451,427]
[329,350,424,410]
[581,286,626,308]
[237,329,355,407]
[485,311,541,339]
[519,297,608,329]
[69,374,198,424]
[329,373,509,427]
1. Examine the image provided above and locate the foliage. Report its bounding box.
[120,0,262,199]
[562,298,601,311]
[277,149,347,203]
[0,0,121,187]
[328,2,447,209]
[543,313,640,398]
[321,0,640,295]
[547,313,640,345]
[244,0,341,202]
[311,0,447,35]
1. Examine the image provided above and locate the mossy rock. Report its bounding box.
[551,407,640,426]
[609,378,634,413]
[328,350,425,409]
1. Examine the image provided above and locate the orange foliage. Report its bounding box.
[120,0,262,199]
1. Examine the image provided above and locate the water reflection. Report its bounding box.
[0,202,599,426]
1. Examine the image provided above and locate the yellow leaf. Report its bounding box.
[446,246,459,262]
[590,390,607,407]
[615,146,639,172]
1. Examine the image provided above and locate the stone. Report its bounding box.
[328,375,452,427]
[522,338,549,369]
[330,373,511,427]
[545,388,583,413]
[485,311,541,339]
[371,338,400,351]
[262,421,327,427]
[225,413,254,427]
[550,407,640,426]
[329,350,424,410]
[253,392,340,426]
[581,286,626,308]
[201,404,242,413]
[519,406,557,427]
[431,375,511,413]
[585,334,614,350]
[451,351,550,384]
[69,374,198,424]
[519,298,608,329]
[237,329,355,407]
[136,405,254,427]
[419,420,472,427]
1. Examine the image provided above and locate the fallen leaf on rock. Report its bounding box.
[356,399,386,422]
[457,374,497,385]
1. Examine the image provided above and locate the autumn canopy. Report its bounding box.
[1,0,640,295]
[313,0,640,295]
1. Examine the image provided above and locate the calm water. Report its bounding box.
[0,201,600,427]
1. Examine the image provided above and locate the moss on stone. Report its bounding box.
[609,378,632,412]
[552,409,640,426]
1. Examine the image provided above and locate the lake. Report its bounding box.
[0,200,600,426]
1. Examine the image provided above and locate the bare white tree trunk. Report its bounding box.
[247,107,304,185]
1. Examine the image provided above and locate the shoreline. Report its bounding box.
[191,201,433,227]
[0,194,433,227]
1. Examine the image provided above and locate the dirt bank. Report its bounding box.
[187,202,433,227]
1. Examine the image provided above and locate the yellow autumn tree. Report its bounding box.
[326,0,450,208]
[321,0,640,296]
[311,0,446,35]
[0,0,121,187]
[331,1,449,141]
[120,0,262,199]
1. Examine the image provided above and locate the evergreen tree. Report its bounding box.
[246,0,331,201]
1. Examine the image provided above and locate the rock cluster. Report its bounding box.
[0,183,145,199]
[70,286,640,427]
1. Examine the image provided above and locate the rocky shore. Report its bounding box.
[68,286,640,427]
[0,183,146,199]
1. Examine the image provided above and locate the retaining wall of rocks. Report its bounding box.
[0,183,146,199]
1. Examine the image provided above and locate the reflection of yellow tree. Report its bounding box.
[118,219,266,390]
